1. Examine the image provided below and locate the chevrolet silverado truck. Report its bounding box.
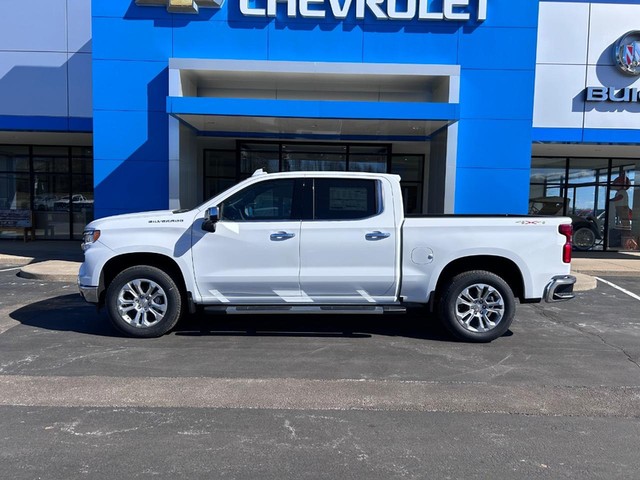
[78,170,576,342]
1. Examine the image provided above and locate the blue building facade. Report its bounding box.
[91,0,539,219]
[0,1,639,249]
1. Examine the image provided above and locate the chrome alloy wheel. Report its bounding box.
[455,283,505,333]
[117,278,168,328]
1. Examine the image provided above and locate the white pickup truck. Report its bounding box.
[78,170,576,342]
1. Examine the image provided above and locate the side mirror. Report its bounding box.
[202,206,219,232]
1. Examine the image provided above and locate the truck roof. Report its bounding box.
[249,169,401,182]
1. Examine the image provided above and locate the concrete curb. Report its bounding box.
[0,254,34,266]
[573,272,597,292]
[18,260,80,283]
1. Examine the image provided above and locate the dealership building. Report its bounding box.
[0,0,638,250]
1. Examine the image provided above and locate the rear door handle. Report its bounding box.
[365,231,391,241]
[270,231,296,241]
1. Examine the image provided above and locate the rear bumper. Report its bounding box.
[544,275,576,302]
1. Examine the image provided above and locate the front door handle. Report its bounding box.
[270,231,296,241]
[365,231,391,241]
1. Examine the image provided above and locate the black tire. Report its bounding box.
[573,226,596,251]
[437,270,515,343]
[106,265,183,338]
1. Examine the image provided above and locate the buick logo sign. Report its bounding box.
[614,31,640,76]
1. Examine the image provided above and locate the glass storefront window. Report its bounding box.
[283,144,347,154]
[348,154,386,173]
[204,150,236,199]
[240,150,279,175]
[284,152,347,172]
[0,145,93,240]
[204,150,235,178]
[529,158,567,207]
[530,157,640,252]
[0,146,29,172]
[282,144,348,172]
[70,158,93,175]
[391,154,425,214]
[608,160,639,251]
[392,155,423,182]
[0,173,30,210]
[565,159,609,251]
[204,178,236,201]
[33,146,70,173]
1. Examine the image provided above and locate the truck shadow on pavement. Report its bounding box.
[9,294,511,342]
[176,309,454,341]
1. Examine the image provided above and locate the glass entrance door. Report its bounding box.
[204,141,426,214]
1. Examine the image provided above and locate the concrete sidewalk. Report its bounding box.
[0,240,82,283]
[2,239,640,290]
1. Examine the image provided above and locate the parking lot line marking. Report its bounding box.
[595,277,640,302]
[0,267,22,272]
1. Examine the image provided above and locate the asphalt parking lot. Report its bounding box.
[0,267,639,479]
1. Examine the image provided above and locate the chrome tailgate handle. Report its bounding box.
[365,231,390,241]
[270,231,296,241]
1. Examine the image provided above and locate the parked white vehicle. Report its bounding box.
[78,170,576,342]
[54,194,94,211]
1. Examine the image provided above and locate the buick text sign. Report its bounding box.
[241,0,488,21]
[586,87,639,103]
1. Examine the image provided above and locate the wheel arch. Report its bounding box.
[99,253,189,305]
[433,255,525,305]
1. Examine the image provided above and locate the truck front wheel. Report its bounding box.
[106,265,183,338]
[438,270,515,342]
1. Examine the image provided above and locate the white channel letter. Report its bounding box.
[267,0,296,17]
[586,87,607,102]
[300,0,326,17]
[387,0,416,19]
[418,0,443,20]
[444,0,470,21]
[240,0,266,16]
[477,0,487,21]
[328,0,353,19]
[356,0,387,19]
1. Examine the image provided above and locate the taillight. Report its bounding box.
[559,224,573,264]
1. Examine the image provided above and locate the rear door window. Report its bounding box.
[313,178,379,220]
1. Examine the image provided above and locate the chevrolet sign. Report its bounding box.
[136,0,487,21]
[240,0,487,21]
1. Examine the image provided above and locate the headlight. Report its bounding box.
[82,229,101,250]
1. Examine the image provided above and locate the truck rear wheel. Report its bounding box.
[438,270,515,342]
[106,265,183,338]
